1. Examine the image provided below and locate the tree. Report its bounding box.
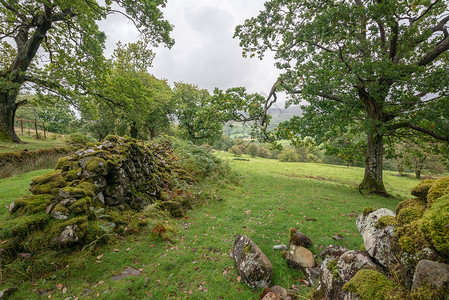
[0,0,173,143]
[173,83,223,145]
[228,145,243,156]
[247,143,259,157]
[235,0,449,195]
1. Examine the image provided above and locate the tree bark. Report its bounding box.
[0,89,22,143]
[359,132,387,195]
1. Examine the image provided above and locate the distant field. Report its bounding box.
[0,153,420,299]
[0,135,67,153]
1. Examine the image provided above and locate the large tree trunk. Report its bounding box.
[0,90,22,143]
[359,132,387,195]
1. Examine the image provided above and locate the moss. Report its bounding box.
[84,157,107,174]
[375,215,396,229]
[47,216,89,243]
[427,176,449,207]
[363,207,375,216]
[157,201,185,218]
[68,197,91,214]
[410,281,447,300]
[360,244,366,251]
[60,181,95,198]
[342,269,396,300]
[13,194,53,215]
[104,208,148,234]
[394,220,428,255]
[419,194,449,256]
[326,259,339,278]
[52,204,70,217]
[243,242,253,255]
[1,213,50,238]
[104,135,119,142]
[410,179,435,201]
[396,198,426,226]
[63,167,81,181]
[30,170,66,195]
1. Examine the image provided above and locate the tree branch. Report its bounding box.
[417,35,449,66]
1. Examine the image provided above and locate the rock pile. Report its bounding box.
[313,176,449,299]
[232,177,449,300]
[0,136,193,261]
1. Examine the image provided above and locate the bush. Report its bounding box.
[247,144,258,157]
[278,148,300,162]
[258,146,270,158]
[228,145,243,156]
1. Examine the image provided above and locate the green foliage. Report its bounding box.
[0,0,174,142]
[172,82,223,145]
[427,176,449,206]
[246,143,259,157]
[410,179,436,200]
[234,0,449,193]
[278,148,300,162]
[228,145,243,156]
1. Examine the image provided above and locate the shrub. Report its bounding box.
[258,146,270,158]
[247,144,258,157]
[229,145,243,156]
[278,148,300,162]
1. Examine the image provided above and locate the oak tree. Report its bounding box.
[0,0,173,142]
[235,0,449,195]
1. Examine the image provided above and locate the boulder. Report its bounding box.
[51,225,79,245]
[319,245,349,260]
[285,245,316,271]
[232,235,273,289]
[289,228,312,248]
[337,250,378,282]
[305,267,320,286]
[356,208,397,267]
[412,260,449,292]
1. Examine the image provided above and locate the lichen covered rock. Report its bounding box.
[426,176,449,206]
[410,179,435,201]
[232,235,273,289]
[342,269,395,300]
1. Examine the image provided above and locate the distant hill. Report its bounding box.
[223,105,302,138]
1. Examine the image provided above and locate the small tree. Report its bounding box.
[258,146,270,158]
[247,143,259,157]
[278,148,300,162]
[228,145,243,156]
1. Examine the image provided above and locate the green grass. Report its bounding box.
[0,154,420,299]
[0,135,67,153]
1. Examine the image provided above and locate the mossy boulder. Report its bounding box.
[396,198,426,226]
[30,170,67,195]
[410,179,435,201]
[12,194,53,216]
[427,176,449,207]
[419,194,449,257]
[342,269,396,300]
[158,201,185,218]
[69,197,91,214]
[59,181,96,199]
[1,213,50,238]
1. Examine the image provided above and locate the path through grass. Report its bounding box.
[0,154,419,299]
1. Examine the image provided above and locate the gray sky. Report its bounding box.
[100,0,281,98]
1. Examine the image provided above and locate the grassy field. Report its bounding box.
[0,135,67,153]
[0,153,419,299]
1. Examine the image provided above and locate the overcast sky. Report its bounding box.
[100,0,283,101]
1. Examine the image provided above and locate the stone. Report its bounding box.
[285,245,316,271]
[270,285,288,298]
[317,258,346,300]
[0,287,17,299]
[412,260,449,291]
[356,208,397,267]
[336,250,378,282]
[332,234,345,241]
[305,267,320,285]
[261,292,281,300]
[60,198,77,206]
[273,244,288,251]
[232,235,273,289]
[289,228,312,248]
[111,267,141,281]
[8,201,16,213]
[74,148,95,157]
[51,225,79,245]
[319,245,349,259]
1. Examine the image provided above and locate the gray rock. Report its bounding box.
[273,244,288,251]
[319,245,349,259]
[52,210,69,220]
[412,260,449,291]
[356,208,397,267]
[289,228,312,248]
[8,201,16,213]
[0,287,17,299]
[318,258,346,300]
[285,245,316,271]
[74,148,95,157]
[60,198,77,206]
[305,267,320,285]
[232,235,273,289]
[51,225,79,245]
[111,267,140,281]
[332,234,345,241]
[336,250,378,282]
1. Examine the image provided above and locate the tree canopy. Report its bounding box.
[0,0,173,142]
[235,0,449,195]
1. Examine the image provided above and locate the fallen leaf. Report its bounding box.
[237,276,241,282]
[96,254,103,260]
[113,249,120,252]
